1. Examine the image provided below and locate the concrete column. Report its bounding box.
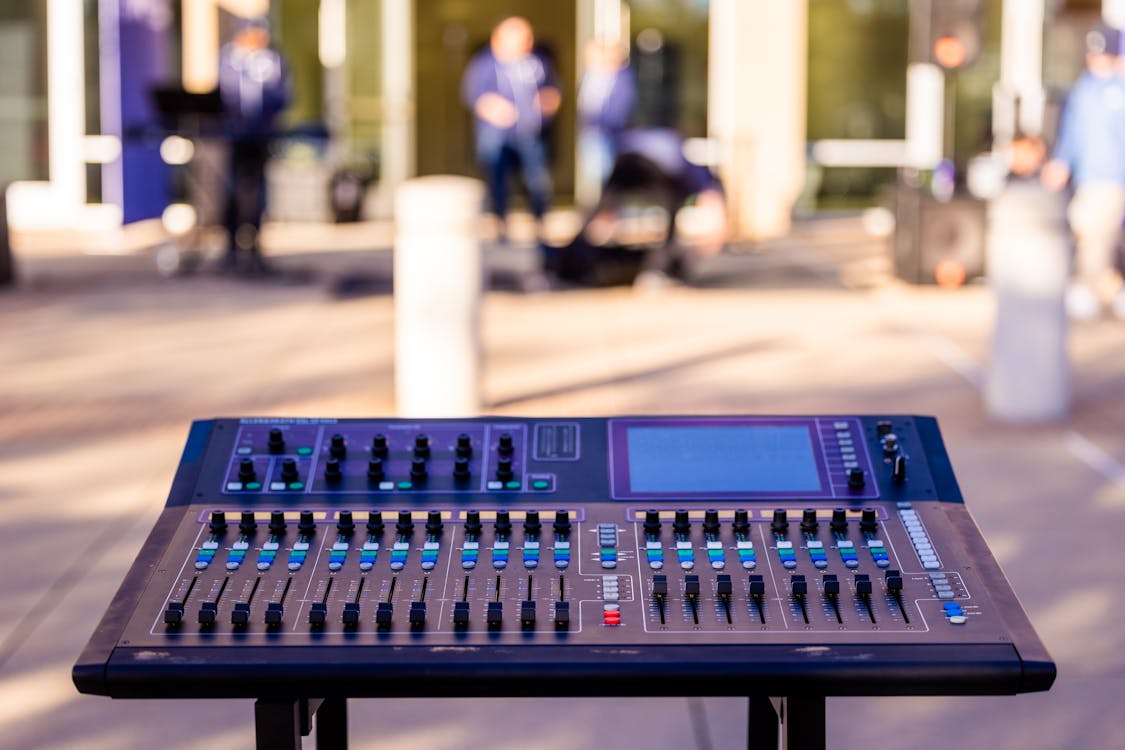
[708,0,807,241]
[985,181,1070,423]
[375,0,415,218]
[394,177,485,418]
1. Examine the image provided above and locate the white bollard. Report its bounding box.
[984,180,1070,422]
[394,176,485,417]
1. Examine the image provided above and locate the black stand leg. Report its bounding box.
[316,697,348,750]
[748,696,826,750]
[254,697,348,750]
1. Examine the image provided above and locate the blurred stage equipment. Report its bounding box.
[888,184,986,286]
[74,414,1054,750]
[0,185,13,288]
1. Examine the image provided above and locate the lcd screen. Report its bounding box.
[626,425,822,494]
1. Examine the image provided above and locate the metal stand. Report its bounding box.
[254,697,348,750]
[748,696,826,750]
[253,695,821,750]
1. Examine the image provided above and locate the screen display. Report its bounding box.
[626,425,823,494]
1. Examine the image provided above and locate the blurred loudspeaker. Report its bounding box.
[891,187,986,285]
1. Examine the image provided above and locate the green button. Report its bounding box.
[397,481,413,490]
[289,482,304,490]
[246,482,262,491]
[505,481,521,490]
[297,447,312,456]
[532,480,549,490]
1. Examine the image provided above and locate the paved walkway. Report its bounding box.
[1,225,1123,749]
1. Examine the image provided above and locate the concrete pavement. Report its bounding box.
[1,224,1123,749]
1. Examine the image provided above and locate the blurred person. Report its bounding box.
[217,17,291,274]
[549,127,727,289]
[577,38,637,198]
[461,16,561,242]
[1041,24,1125,320]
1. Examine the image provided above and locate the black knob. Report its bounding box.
[366,511,384,535]
[298,510,316,535]
[280,458,299,483]
[367,457,385,481]
[456,433,473,457]
[426,510,444,536]
[495,510,512,535]
[337,510,355,534]
[396,510,414,535]
[324,456,342,482]
[453,455,471,481]
[553,510,571,535]
[771,509,789,534]
[892,454,907,483]
[882,433,899,455]
[496,456,514,481]
[733,509,750,535]
[371,433,388,457]
[860,507,878,532]
[524,510,542,534]
[209,510,227,533]
[238,458,256,482]
[830,508,848,533]
[703,509,720,535]
[465,509,482,536]
[848,467,866,489]
[498,432,514,455]
[673,509,691,535]
[239,511,257,535]
[410,457,427,481]
[643,509,662,536]
[413,434,430,458]
[876,420,893,436]
[801,508,818,533]
[268,427,285,453]
[269,510,286,535]
[330,433,347,458]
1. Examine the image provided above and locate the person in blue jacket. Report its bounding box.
[217,18,290,274]
[577,38,637,200]
[1042,24,1125,320]
[461,16,561,236]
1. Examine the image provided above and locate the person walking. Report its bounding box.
[1042,24,1125,320]
[217,17,290,275]
[461,16,561,239]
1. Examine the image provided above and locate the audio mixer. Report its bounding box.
[74,415,1054,749]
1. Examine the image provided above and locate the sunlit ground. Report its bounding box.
[1,227,1123,749]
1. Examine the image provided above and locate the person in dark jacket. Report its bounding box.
[217,18,290,274]
[577,38,637,199]
[461,16,561,234]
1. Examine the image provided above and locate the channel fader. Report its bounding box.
[75,415,1054,704]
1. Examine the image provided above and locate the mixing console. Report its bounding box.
[74,416,1054,748]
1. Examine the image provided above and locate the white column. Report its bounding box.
[708,0,807,241]
[47,0,86,220]
[375,0,415,218]
[394,177,485,418]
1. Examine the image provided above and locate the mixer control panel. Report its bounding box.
[75,416,1054,700]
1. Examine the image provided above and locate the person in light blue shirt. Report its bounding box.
[1042,24,1125,319]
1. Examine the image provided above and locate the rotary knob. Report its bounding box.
[453,455,471,481]
[298,510,316,535]
[366,511,384,535]
[524,510,542,534]
[324,457,342,482]
[456,433,473,457]
[703,509,720,535]
[801,508,818,533]
[672,509,691,536]
[848,467,866,489]
[268,510,287,535]
[209,510,227,533]
[732,509,750,535]
[267,428,285,453]
[498,433,514,455]
[337,510,355,534]
[396,511,414,535]
[425,510,444,536]
[495,510,512,535]
[643,509,662,536]
[280,458,299,484]
[496,457,514,481]
[367,457,385,481]
[413,434,430,458]
[238,458,256,482]
[330,433,347,459]
[771,509,789,534]
[410,457,428,482]
[830,507,848,533]
[553,510,571,535]
[465,510,483,536]
[860,507,878,533]
[239,511,257,535]
[371,433,388,457]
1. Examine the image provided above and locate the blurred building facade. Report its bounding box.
[0,0,1114,240]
